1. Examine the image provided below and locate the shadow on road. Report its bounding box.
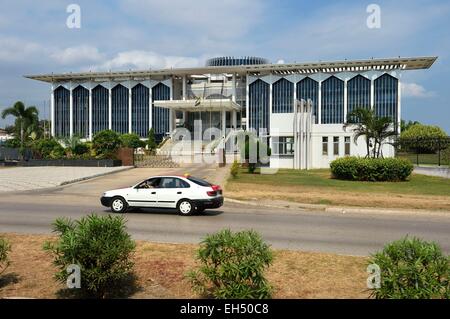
[101,208,224,217]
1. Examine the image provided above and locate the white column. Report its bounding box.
[221,109,226,143]
[149,83,153,131]
[50,84,55,137]
[397,78,401,135]
[108,85,112,130]
[169,79,174,133]
[268,77,273,136]
[318,81,322,124]
[88,86,92,140]
[69,83,73,137]
[232,110,237,129]
[246,74,249,130]
[370,78,375,110]
[232,73,237,102]
[182,75,187,125]
[182,75,187,100]
[128,85,132,134]
[343,79,348,122]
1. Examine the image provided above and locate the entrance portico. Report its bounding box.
[153,98,241,140]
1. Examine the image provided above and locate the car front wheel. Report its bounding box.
[177,199,194,216]
[110,197,128,214]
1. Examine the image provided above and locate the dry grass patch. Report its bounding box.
[0,233,369,299]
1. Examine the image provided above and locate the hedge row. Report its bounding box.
[330,157,413,181]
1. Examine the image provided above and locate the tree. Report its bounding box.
[400,120,420,132]
[92,130,121,158]
[344,107,397,158]
[120,133,145,149]
[147,128,157,151]
[1,101,39,150]
[400,123,448,153]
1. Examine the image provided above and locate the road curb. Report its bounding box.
[225,197,450,218]
[59,166,135,186]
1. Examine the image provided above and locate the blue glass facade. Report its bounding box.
[152,83,170,135]
[92,85,109,134]
[132,84,149,138]
[54,86,70,137]
[297,77,319,123]
[111,84,129,134]
[249,79,270,134]
[321,76,344,124]
[347,75,371,115]
[375,74,398,121]
[72,85,89,138]
[272,78,293,113]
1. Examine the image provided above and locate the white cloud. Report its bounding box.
[0,36,48,63]
[120,0,264,39]
[90,50,201,71]
[50,45,105,65]
[402,82,435,98]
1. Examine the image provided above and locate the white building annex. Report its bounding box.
[26,56,437,169]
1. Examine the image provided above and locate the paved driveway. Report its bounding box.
[0,166,132,193]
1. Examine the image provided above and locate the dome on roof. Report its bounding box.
[205,56,270,67]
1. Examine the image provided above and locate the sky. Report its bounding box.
[0,0,449,132]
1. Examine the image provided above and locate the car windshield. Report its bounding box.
[187,176,211,187]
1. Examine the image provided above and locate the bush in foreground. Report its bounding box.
[330,157,413,181]
[0,236,11,275]
[369,237,449,299]
[92,130,121,158]
[187,229,273,299]
[120,133,146,149]
[230,160,240,178]
[44,214,136,298]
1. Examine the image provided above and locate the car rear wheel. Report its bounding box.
[177,199,194,216]
[110,197,127,214]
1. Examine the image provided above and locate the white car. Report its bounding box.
[100,175,223,216]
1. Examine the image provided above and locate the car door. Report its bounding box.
[157,177,191,208]
[126,177,160,207]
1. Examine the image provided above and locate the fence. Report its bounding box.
[395,136,450,166]
[0,147,33,161]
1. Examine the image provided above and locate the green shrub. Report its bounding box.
[242,137,271,174]
[120,133,145,149]
[187,229,273,299]
[369,237,450,299]
[0,236,11,275]
[330,157,413,181]
[400,124,448,153]
[4,138,20,148]
[230,160,240,178]
[147,128,157,151]
[44,214,136,298]
[72,143,89,156]
[49,144,65,159]
[92,130,121,158]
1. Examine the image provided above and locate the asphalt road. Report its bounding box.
[0,167,449,256]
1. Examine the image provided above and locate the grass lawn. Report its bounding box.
[225,168,450,210]
[0,233,369,299]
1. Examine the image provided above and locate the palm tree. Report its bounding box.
[1,101,39,149]
[344,107,397,158]
[344,108,374,158]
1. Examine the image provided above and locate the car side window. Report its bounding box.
[136,177,161,189]
[160,178,190,189]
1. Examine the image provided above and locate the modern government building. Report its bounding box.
[26,55,437,169]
